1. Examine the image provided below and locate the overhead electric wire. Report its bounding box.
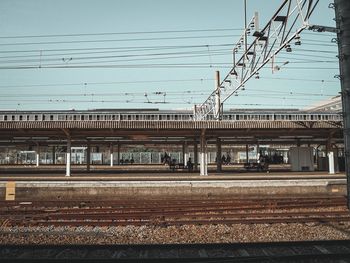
[259,76,338,83]
[0,76,336,89]
[0,34,239,46]
[0,64,339,70]
[0,43,235,54]
[0,49,231,64]
[0,89,336,98]
[0,28,244,39]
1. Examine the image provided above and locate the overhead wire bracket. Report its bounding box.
[193,0,320,120]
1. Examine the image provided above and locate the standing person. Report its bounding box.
[221,155,226,165]
[187,157,193,172]
[258,154,265,172]
[226,154,231,165]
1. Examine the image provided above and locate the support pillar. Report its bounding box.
[216,137,222,172]
[66,139,71,177]
[200,129,208,176]
[86,143,91,172]
[117,144,120,165]
[183,141,188,164]
[246,144,249,163]
[182,142,186,164]
[335,0,350,208]
[326,137,333,172]
[52,146,56,165]
[328,151,335,174]
[110,144,114,167]
[194,139,198,171]
[334,146,339,173]
[36,145,40,167]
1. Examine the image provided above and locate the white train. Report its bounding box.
[0,109,342,122]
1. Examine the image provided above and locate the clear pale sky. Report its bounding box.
[0,0,339,111]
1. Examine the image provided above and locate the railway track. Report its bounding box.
[1,240,350,262]
[0,196,348,227]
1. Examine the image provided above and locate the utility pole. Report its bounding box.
[334,0,350,208]
[214,71,221,120]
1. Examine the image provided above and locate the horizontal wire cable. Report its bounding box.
[0,28,244,39]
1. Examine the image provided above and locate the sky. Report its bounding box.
[0,0,339,111]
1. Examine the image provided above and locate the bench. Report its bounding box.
[244,162,269,172]
[244,162,259,170]
[169,163,185,171]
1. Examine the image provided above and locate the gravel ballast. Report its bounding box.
[1,222,350,245]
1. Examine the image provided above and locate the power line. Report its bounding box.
[0,43,234,54]
[0,49,231,64]
[0,28,244,39]
[0,76,337,89]
[0,78,213,89]
[0,34,239,46]
[0,64,339,70]
[259,76,338,83]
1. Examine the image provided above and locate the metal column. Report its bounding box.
[246,144,249,163]
[66,139,71,177]
[86,143,91,172]
[183,141,188,164]
[110,144,114,167]
[335,0,350,207]
[194,140,198,171]
[216,137,222,172]
[200,129,208,176]
[117,144,120,165]
[182,142,186,164]
[214,71,221,120]
[52,146,56,165]
[36,144,40,167]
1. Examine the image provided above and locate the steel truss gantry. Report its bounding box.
[193,0,320,121]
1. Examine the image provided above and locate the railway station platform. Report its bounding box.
[0,166,345,201]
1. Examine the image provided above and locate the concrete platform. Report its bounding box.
[0,165,345,200]
[0,177,346,201]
